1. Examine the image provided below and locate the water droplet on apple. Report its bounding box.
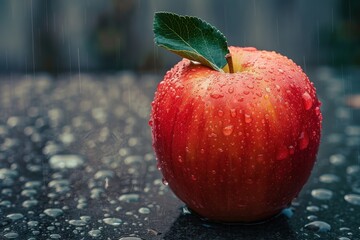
[302,92,313,110]
[275,85,281,91]
[191,175,197,181]
[276,146,289,160]
[244,114,252,123]
[162,178,168,186]
[304,221,331,232]
[210,93,224,99]
[278,68,284,74]
[230,109,237,117]
[288,145,295,155]
[257,154,264,162]
[315,106,321,115]
[299,131,309,150]
[200,148,205,154]
[247,83,254,89]
[265,87,271,93]
[156,163,162,170]
[228,86,234,93]
[218,110,224,117]
[177,155,183,163]
[222,125,234,136]
[208,132,217,138]
[311,188,333,200]
[177,83,184,89]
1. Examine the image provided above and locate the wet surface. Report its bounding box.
[0,68,360,239]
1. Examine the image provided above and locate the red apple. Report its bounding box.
[150,12,322,222]
[150,46,322,222]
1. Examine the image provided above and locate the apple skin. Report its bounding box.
[150,46,322,222]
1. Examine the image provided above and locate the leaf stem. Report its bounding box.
[225,53,234,73]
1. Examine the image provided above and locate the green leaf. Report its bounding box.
[154,12,229,72]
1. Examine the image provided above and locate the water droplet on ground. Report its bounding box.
[69,219,87,226]
[27,221,39,227]
[24,181,41,189]
[346,165,359,175]
[0,168,18,180]
[49,154,85,170]
[281,208,294,218]
[49,234,61,239]
[88,229,101,237]
[44,208,64,218]
[124,155,143,165]
[307,215,318,221]
[94,170,114,180]
[22,199,39,208]
[103,217,122,226]
[319,174,340,184]
[119,237,143,240]
[329,154,346,166]
[138,207,151,214]
[90,188,104,199]
[304,221,331,232]
[344,194,360,205]
[306,205,320,212]
[311,188,333,200]
[4,232,19,239]
[48,179,70,194]
[0,200,12,208]
[6,213,24,221]
[119,193,140,203]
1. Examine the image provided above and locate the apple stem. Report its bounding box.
[225,53,234,73]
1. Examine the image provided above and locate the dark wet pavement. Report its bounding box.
[0,68,359,240]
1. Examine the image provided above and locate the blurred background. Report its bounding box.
[0,0,359,75]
